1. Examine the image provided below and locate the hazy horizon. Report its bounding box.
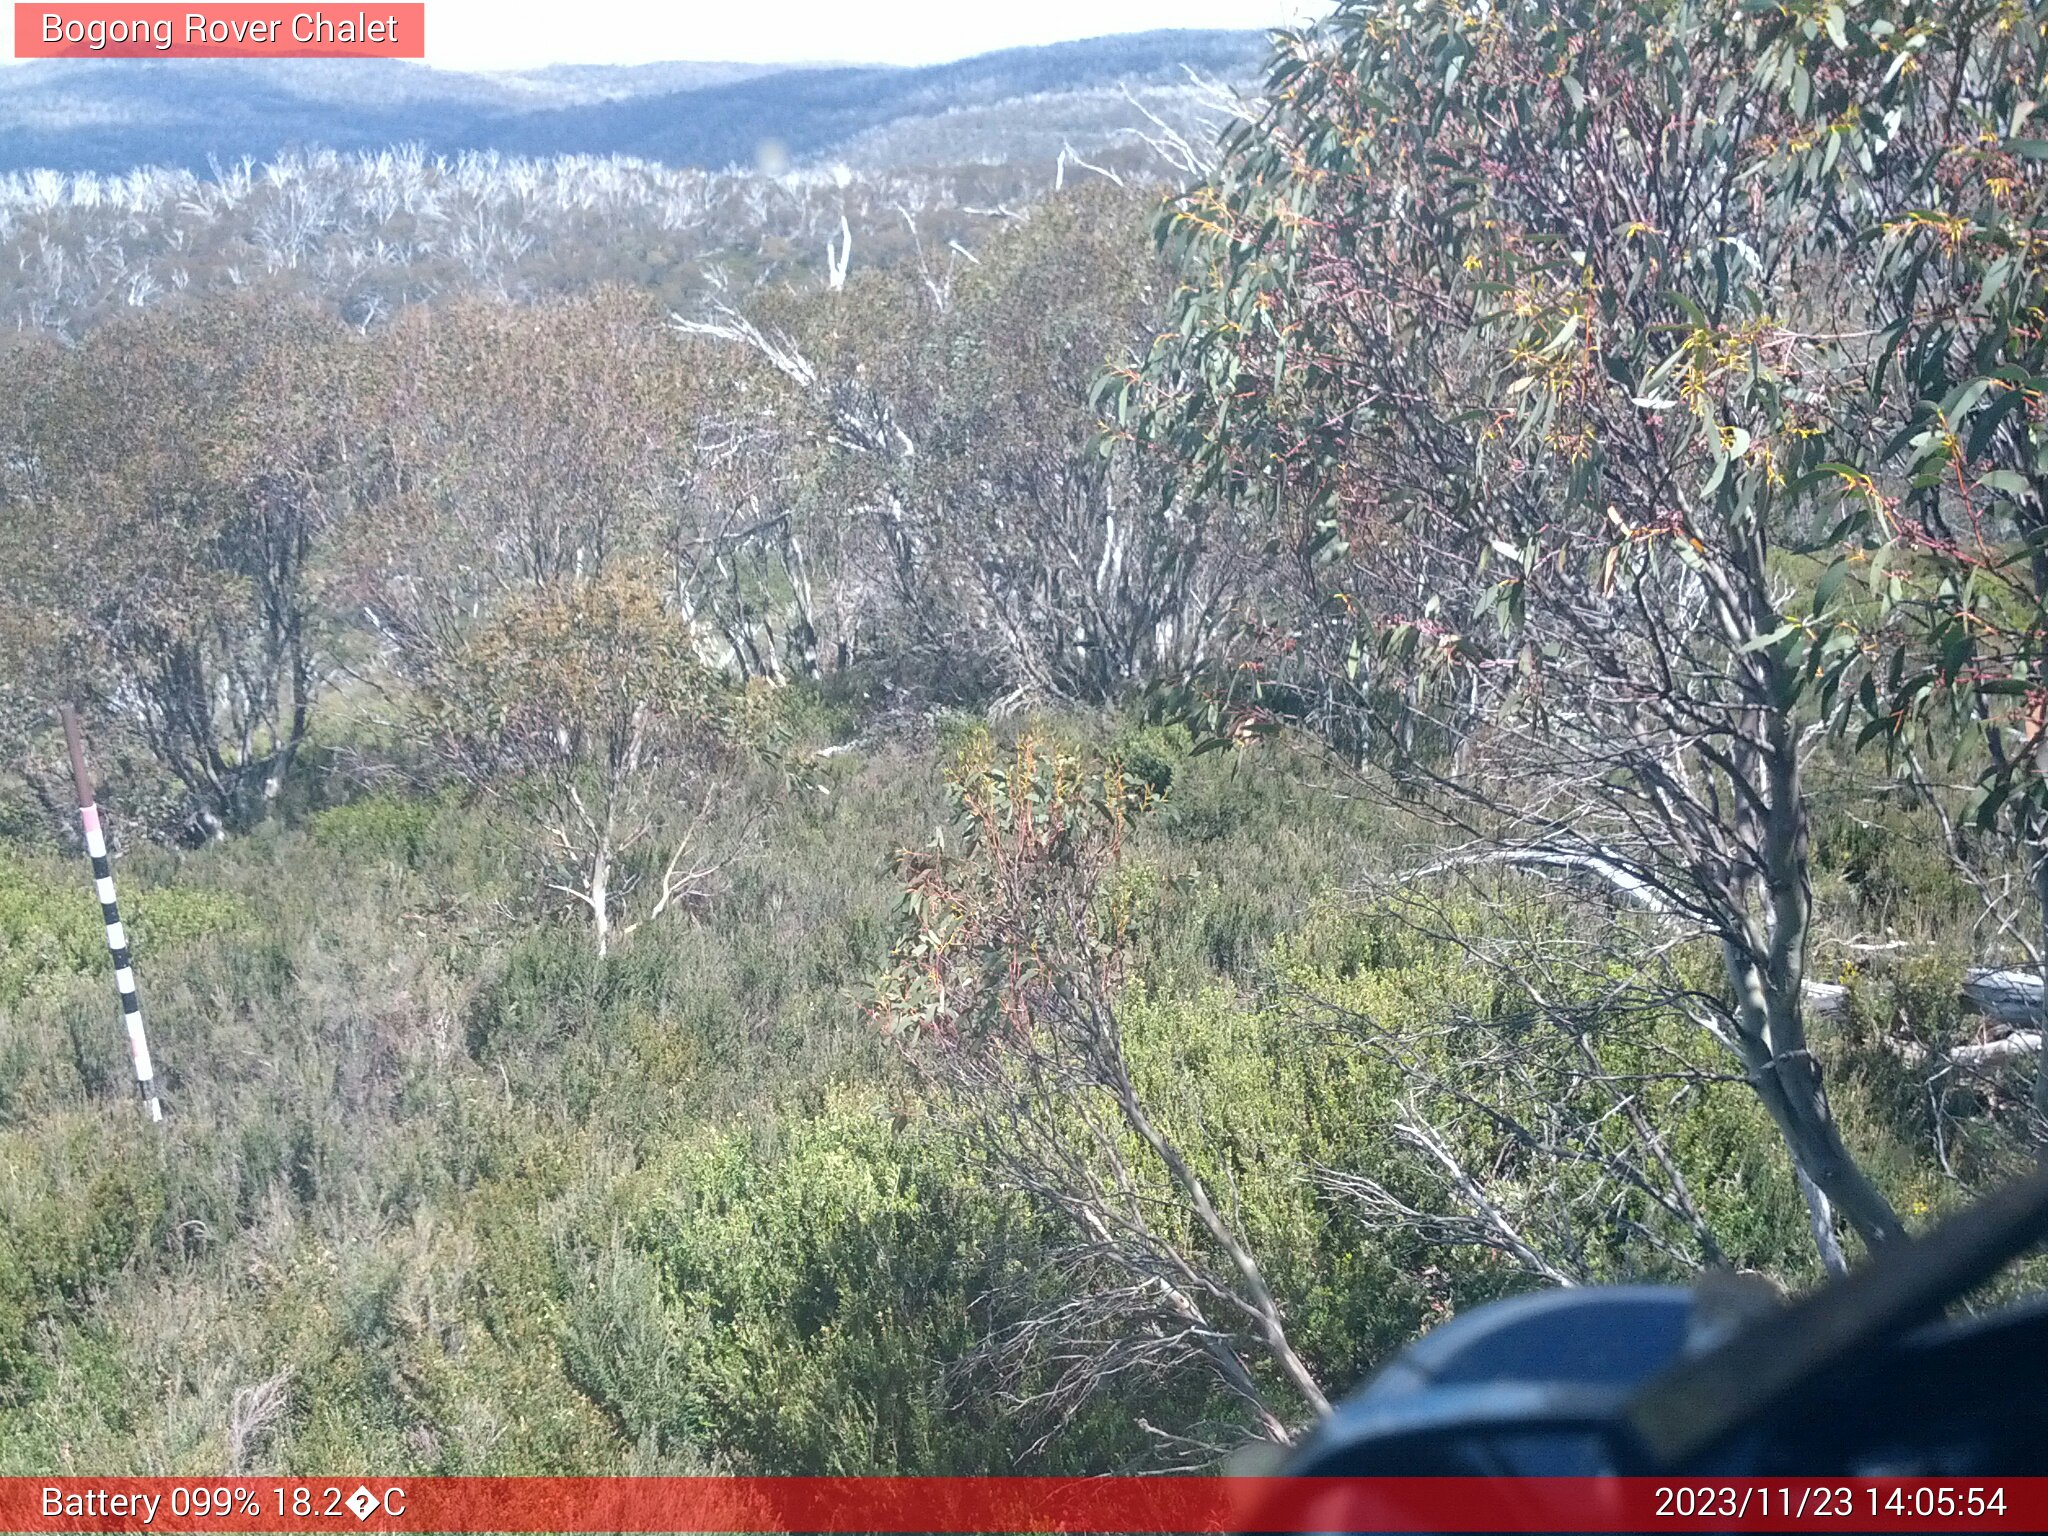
[4,2,1334,71]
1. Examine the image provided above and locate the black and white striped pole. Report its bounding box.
[59,705,163,1122]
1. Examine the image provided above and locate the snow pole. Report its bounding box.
[59,705,163,1122]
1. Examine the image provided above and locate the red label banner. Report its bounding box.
[14,5,424,58]
[1,1478,2044,1533]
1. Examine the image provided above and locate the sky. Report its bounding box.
[6,1,1337,72]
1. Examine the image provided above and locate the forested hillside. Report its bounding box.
[3,0,2048,1474]
[0,31,1265,174]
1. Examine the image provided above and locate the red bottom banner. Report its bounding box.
[5,1477,2045,1533]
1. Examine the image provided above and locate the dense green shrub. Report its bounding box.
[307,795,442,871]
[0,1112,166,1395]
[0,856,252,1007]
[561,1086,1033,1472]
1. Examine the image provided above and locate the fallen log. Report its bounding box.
[1960,969,2044,1023]
[1804,968,2044,1027]
[1804,971,2044,1071]
[1940,1031,2044,1068]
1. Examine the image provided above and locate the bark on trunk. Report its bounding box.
[590,840,611,959]
[2031,828,2048,1120]
[1724,946,1907,1252]
[1731,703,1907,1255]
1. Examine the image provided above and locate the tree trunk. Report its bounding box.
[1724,944,1906,1253]
[2025,812,2048,1124]
[590,840,612,959]
[1793,1165,1849,1279]
[1744,691,1907,1257]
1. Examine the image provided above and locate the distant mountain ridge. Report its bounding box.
[0,30,1272,175]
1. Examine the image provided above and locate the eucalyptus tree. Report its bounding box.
[1840,0,2048,1126]
[681,188,1264,708]
[348,290,696,646]
[874,734,1329,1446]
[343,294,751,947]
[3,295,359,838]
[1108,0,2048,1261]
[412,567,746,956]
